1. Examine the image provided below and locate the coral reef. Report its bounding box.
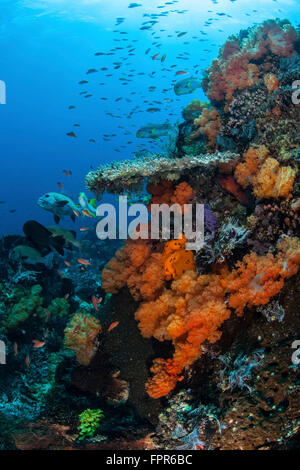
[1,18,300,451]
[64,313,101,366]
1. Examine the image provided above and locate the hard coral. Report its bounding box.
[78,409,104,440]
[64,313,101,366]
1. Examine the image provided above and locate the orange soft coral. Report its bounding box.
[135,237,300,398]
[64,313,101,366]
[162,234,195,280]
[203,51,260,104]
[224,237,300,315]
[252,158,296,199]
[202,20,297,104]
[264,73,280,93]
[234,145,268,188]
[217,175,250,206]
[148,180,194,211]
[193,107,221,147]
[135,271,231,398]
[235,146,296,200]
[102,239,165,301]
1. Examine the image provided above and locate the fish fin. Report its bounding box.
[56,200,68,207]
[54,215,60,224]
[89,198,97,208]
[43,252,54,269]
[51,235,65,256]
[71,214,76,223]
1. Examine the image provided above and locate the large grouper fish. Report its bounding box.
[38,192,78,224]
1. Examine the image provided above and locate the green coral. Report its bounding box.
[44,297,70,319]
[5,284,43,331]
[78,408,104,440]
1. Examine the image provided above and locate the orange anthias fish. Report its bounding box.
[82,210,93,218]
[176,70,188,75]
[45,310,51,322]
[77,258,91,266]
[92,295,99,311]
[14,343,18,356]
[32,340,46,349]
[57,182,64,189]
[25,355,30,368]
[64,261,71,267]
[73,209,81,218]
[108,321,119,332]
[79,227,89,232]
[152,53,159,60]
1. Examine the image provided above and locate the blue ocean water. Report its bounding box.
[0,0,299,236]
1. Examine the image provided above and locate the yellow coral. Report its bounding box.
[253,158,295,199]
[264,73,280,93]
[235,146,295,200]
[64,313,101,366]
[162,234,195,281]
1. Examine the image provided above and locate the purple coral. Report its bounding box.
[204,204,219,233]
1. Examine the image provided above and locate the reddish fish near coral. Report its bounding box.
[108,321,119,332]
[77,258,91,266]
[32,340,45,349]
[92,295,99,311]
